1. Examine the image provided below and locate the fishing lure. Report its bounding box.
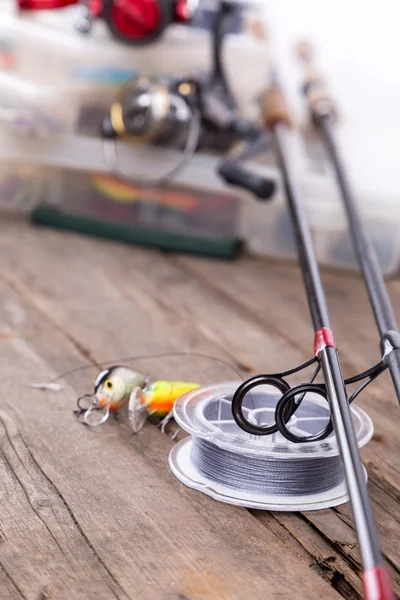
[129,379,201,434]
[75,365,200,433]
[32,350,245,433]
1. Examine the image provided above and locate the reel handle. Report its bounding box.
[218,129,275,201]
[218,160,275,200]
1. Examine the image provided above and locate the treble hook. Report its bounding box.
[74,393,111,427]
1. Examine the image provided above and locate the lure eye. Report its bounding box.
[105,380,113,390]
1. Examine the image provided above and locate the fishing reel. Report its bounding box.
[101,72,203,184]
[101,0,246,152]
[101,0,276,196]
[18,0,197,45]
[101,69,276,195]
[102,73,199,148]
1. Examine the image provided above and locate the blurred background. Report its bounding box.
[0,0,399,275]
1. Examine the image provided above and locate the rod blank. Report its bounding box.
[297,43,400,405]
[262,82,392,598]
[296,45,397,598]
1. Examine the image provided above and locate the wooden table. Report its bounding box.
[1,219,399,600]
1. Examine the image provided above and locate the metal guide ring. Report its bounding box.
[276,384,333,443]
[231,375,293,435]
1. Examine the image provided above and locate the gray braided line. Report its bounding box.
[191,438,343,497]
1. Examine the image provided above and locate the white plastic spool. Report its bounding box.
[169,381,373,511]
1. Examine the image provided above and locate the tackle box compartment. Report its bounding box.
[29,144,244,258]
[0,135,243,258]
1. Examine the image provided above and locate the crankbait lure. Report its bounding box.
[32,350,245,432]
[129,379,201,434]
[76,365,147,427]
[75,365,199,433]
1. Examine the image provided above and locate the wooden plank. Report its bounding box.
[52,235,400,591]
[58,235,400,481]
[0,339,131,598]
[0,221,341,600]
[4,221,400,595]
[254,511,362,600]
[0,560,25,600]
[0,223,390,599]
[173,255,400,465]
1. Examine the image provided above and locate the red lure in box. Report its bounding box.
[16,0,196,45]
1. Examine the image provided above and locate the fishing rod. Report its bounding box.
[223,77,394,600]
[297,42,400,404]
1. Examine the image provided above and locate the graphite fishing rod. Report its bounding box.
[225,78,395,600]
[297,42,400,405]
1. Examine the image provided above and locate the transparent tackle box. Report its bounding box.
[0,119,246,256]
[31,145,244,258]
[0,161,44,214]
[0,1,269,257]
[0,2,269,136]
[4,2,397,271]
[239,129,400,276]
[1,121,398,269]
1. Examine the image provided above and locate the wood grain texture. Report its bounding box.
[88,241,400,596]
[0,220,399,599]
[0,221,342,600]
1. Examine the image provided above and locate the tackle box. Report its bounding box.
[0,1,268,257]
[32,160,242,259]
[239,128,400,276]
[0,127,244,257]
[1,122,400,271]
[1,1,399,272]
[0,2,269,136]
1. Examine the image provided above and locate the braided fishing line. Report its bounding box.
[191,438,344,496]
[170,381,374,511]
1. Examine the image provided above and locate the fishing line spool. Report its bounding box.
[169,382,373,511]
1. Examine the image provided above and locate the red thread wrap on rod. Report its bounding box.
[363,565,395,600]
[314,327,336,356]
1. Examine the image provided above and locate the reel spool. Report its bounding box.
[102,74,201,185]
[104,74,194,144]
[169,382,373,511]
